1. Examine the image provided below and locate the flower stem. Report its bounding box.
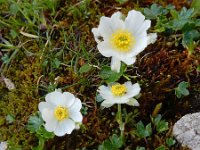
[117,104,124,136]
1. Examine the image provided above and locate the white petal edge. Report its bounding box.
[121,56,136,65]
[126,82,141,97]
[41,108,55,122]
[45,91,64,106]
[127,32,148,57]
[44,119,57,132]
[98,85,113,100]
[127,98,140,106]
[54,119,75,136]
[111,57,121,73]
[98,16,115,40]
[101,99,115,108]
[70,111,83,122]
[134,20,151,36]
[125,10,145,35]
[70,98,82,111]
[97,41,114,57]
[38,102,55,112]
[62,92,76,107]
[91,28,101,43]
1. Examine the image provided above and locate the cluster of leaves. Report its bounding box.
[143,3,200,54]
[27,112,54,150]
[98,134,124,150]
[98,114,174,150]
[135,114,169,138]
[134,114,175,149]
[1,0,57,25]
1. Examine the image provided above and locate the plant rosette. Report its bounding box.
[92,10,157,72]
[98,81,141,108]
[38,90,83,136]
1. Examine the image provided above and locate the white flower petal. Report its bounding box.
[125,10,146,35]
[98,16,114,40]
[70,111,83,122]
[62,92,75,107]
[44,119,57,132]
[70,98,82,111]
[111,57,121,72]
[121,56,136,65]
[126,82,141,97]
[134,20,151,36]
[128,33,148,57]
[127,98,140,106]
[98,85,113,100]
[111,11,123,21]
[98,13,125,41]
[101,99,115,108]
[97,41,114,57]
[147,33,157,45]
[45,91,65,106]
[41,108,55,122]
[38,102,55,112]
[91,28,101,43]
[110,12,125,31]
[54,119,75,136]
[112,96,130,104]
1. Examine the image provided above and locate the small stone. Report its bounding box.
[2,77,15,90]
[0,142,7,150]
[173,112,200,150]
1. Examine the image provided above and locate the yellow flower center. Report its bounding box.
[54,106,69,121]
[111,30,135,52]
[111,84,127,96]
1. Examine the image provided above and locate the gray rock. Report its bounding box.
[173,112,200,150]
[0,142,7,150]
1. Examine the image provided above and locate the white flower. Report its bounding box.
[92,10,157,72]
[38,91,83,136]
[98,81,141,108]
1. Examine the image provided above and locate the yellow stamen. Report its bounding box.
[111,84,127,96]
[111,30,135,52]
[54,106,69,121]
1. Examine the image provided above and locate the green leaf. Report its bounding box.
[32,137,45,150]
[136,121,152,138]
[170,9,178,19]
[136,147,146,150]
[79,64,92,73]
[195,19,200,27]
[175,81,190,98]
[36,126,54,139]
[152,114,169,133]
[99,64,125,83]
[115,0,128,4]
[9,3,19,15]
[53,58,61,68]
[156,120,169,133]
[98,134,123,150]
[155,145,166,150]
[110,134,124,149]
[143,4,168,19]
[179,7,194,19]
[1,54,10,64]
[191,0,200,17]
[27,113,43,133]
[166,137,176,147]
[10,29,18,39]
[6,114,15,124]
[152,114,161,125]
